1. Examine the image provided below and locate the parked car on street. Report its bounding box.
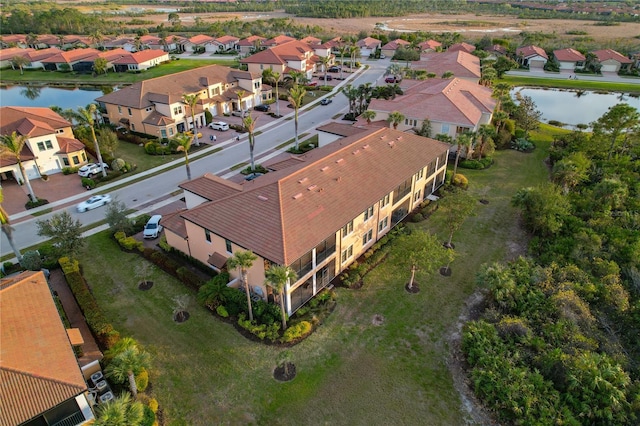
[320,98,333,105]
[208,121,229,131]
[254,104,270,112]
[76,194,111,212]
[385,76,398,83]
[143,215,163,239]
[319,75,332,81]
[328,66,341,72]
[78,162,109,178]
[231,110,248,117]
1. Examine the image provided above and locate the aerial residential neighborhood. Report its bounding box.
[1,1,639,425]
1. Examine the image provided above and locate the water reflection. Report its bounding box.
[0,85,115,110]
[20,86,41,100]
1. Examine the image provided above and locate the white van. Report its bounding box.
[143,215,163,239]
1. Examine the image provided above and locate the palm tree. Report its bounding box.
[319,55,331,82]
[362,110,377,124]
[93,393,144,426]
[89,31,104,49]
[474,124,496,159]
[349,44,359,69]
[182,94,200,146]
[242,113,259,172]
[356,82,373,115]
[288,85,306,150]
[265,265,297,330]
[0,188,22,262]
[338,44,349,79]
[105,346,150,398]
[287,70,305,86]
[386,63,403,81]
[263,69,281,117]
[342,84,359,116]
[11,56,30,75]
[450,133,472,184]
[227,250,257,321]
[0,132,37,202]
[174,133,193,180]
[26,33,38,49]
[387,111,405,129]
[75,104,107,177]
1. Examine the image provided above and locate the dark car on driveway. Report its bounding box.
[254,104,270,112]
[319,75,333,81]
[320,98,332,105]
[328,66,341,72]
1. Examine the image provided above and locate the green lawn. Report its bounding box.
[1,59,236,85]
[501,75,640,94]
[80,128,559,425]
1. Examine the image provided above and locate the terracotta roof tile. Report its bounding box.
[381,39,410,50]
[413,50,481,79]
[516,45,548,59]
[112,49,168,64]
[449,42,476,53]
[357,37,382,49]
[56,136,85,154]
[0,107,71,138]
[553,48,586,62]
[593,49,632,64]
[0,47,32,61]
[189,34,215,45]
[40,47,100,64]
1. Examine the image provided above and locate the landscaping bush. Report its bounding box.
[237,313,281,341]
[511,138,535,152]
[281,321,312,343]
[176,266,205,291]
[452,173,469,189]
[216,305,229,318]
[25,198,49,210]
[81,177,96,189]
[140,405,156,426]
[135,368,149,393]
[133,214,151,233]
[20,250,42,271]
[459,157,493,169]
[62,167,80,175]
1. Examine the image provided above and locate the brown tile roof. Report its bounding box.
[357,37,382,50]
[208,252,228,269]
[180,172,243,201]
[593,49,632,64]
[263,155,307,171]
[413,50,481,79]
[0,107,70,138]
[56,136,85,154]
[263,35,297,47]
[448,42,476,53]
[553,48,586,62]
[1,34,27,44]
[516,45,548,60]
[96,64,258,109]
[189,34,215,45]
[240,40,315,67]
[40,48,100,64]
[316,122,369,137]
[0,271,86,426]
[112,49,168,64]
[0,47,32,61]
[300,36,322,45]
[180,127,450,265]
[237,35,266,47]
[418,40,442,51]
[0,144,34,167]
[369,78,496,127]
[215,35,239,44]
[24,47,63,62]
[381,39,410,50]
[487,44,507,55]
[160,209,189,238]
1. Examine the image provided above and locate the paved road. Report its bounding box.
[1,59,390,258]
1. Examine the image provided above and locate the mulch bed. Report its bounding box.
[138,280,154,290]
[440,266,452,277]
[479,199,490,205]
[173,311,190,323]
[405,282,420,293]
[273,362,296,382]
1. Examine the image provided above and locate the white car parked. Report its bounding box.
[78,162,109,178]
[76,194,112,212]
[143,215,163,239]
[208,121,230,131]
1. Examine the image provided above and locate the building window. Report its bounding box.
[378,217,388,232]
[63,157,70,166]
[414,189,422,202]
[342,220,353,237]
[160,129,167,138]
[45,140,53,149]
[205,229,211,243]
[72,155,80,165]
[225,239,232,253]
[173,106,182,115]
[405,118,417,127]
[363,205,374,221]
[127,108,132,116]
[118,106,122,114]
[441,123,450,134]
[37,142,46,151]
[362,229,373,246]
[381,194,390,208]
[415,168,424,180]
[82,152,87,162]
[341,245,353,264]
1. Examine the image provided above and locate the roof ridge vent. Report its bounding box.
[352,149,360,155]
[292,193,303,199]
[320,166,329,172]
[257,195,268,201]
[307,184,317,191]
[362,144,370,149]
[335,158,344,163]
[298,177,308,184]
[388,140,395,147]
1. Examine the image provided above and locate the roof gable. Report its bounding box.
[0,107,70,137]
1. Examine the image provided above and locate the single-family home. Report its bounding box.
[236,35,266,55]
[553,48,586,71]
[515,45,548,69]
[0,47,31,69]
[72,48,130,73]
[40,48,101,71]
[0,34,28,48]
[365,78,496,139]
[484,44,508,61]
[380,39,411,58]
[0,106,88,181]
[22,47,63,70]
[357,37,382,57]
[240,40,318,81]
[162,127,450,314]
[0,271,95,426]
[102,36,136,52]
[212,35,240,53]
[35,34,66,49]
[111,49,170,72]
[262,35,297,49]
[411,50,482,82]
[417,39,442,53]
[184,34,216,54]
[592,49,633,73]
[300,36,322,46]
[448,42,476,54]
[96,64,262,138]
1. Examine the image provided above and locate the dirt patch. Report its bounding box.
[439,266,452,277]
[273,362,296,382]
[371,314,385,326]
[173,311,190,323]
[138,280,153,291]
[405,282,420,293]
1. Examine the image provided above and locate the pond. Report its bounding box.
[0,85,114,110]
[512,87,640,128]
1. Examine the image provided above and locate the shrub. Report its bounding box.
[281,321,312,343]
[81,177,96,189]
[20,250,42,271]
[140,405,156,426]
[511,138,535,152]
[176,266,204,291]
[25,198,49,209]
[459,157,493,169]
[148,398,159,413]
[216,305,229,317]
[62,167,79,175]
[452,173,469,189]
[237,313,281,341]
[411,212,424,222]
[135,368,149,393]
[133,214,151,232]
[158,235,172,252]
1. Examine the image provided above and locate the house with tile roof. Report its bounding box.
[240,40,318,81]
[553,48,586,71]
[184,34,217,53]
[111,49,170,72]
[96,64,262,137]
[40,48,101,71]
[212,35,240,53]
[262,34,297,48]
[411,50,482,82]
[366,78,496,140]
[22,47,64,70]
[0,34,28,48]
[163,127,450,314]
[0,47,32,69]
[515,45,548,69]
[102,36,136,52]
[71,48,130,73]
[484,44,508,61]
[381,39,411,58]
[0,107,88,181]
[448,42,476,54]
[236,35,266,55]
[418,39,442,53]
[357,37,382,57]
[592,49,633,73]
[0,271,95,426]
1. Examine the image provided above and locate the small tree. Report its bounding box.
[265,265,297,330]
[20,250,42,271]
[11,55,30,75]
[182,94,200,146]
[415,118,432,137]
[36,211,85,259]
[263,69,281,117]
[93,57,108,75]
[513,93,541,136]
[0,131,38,202]
[93,393,144,426]
[105,198,133,234]
[387,111,405,129]
[450,133,473,184]
[97,128,119,158]
[172,294,190,321]
[362,110,376,124]
[106,346,151,398]
[242,113,259,172]
[174,133,193,180]
[227,250,257,321]
[438,188,477,248]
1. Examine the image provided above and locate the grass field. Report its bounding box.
[80,125,567,425]
[501,75,640,94]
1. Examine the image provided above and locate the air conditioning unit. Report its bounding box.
[96,380,108,393]
[90,371,104,386]
[99,391,114,404]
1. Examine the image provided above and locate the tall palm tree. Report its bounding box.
[0,132,37,202]
[227,250,257,321]
[338,45,348,79]
[387,111,405,129]
[93,393,144,426]
[319,55,331,82]
[89,31,104,49]
[174,133,193,180]
[26,33,38,49]
[474,124,496,159]
[75,104,106,177]
[263,69,281,117]
[182,94,200,146]
[342,84,358,116]
[105,347,151,398]
[0,188,22,262]
[288,85,306,151]
[450,133,472,184]
[11,56,30,75]
[349,44,359,69]
[242,113,259,172]
[362,110,377,124]
[287,70,305,86]
[265,265,297,330]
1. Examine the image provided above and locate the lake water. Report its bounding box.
[0,85,112,110]
[512,87,640,128]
